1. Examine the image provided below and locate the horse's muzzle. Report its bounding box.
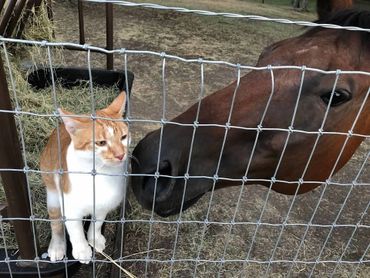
[131,125,212,216]
[131,155,179,214]
[141,160,175,202]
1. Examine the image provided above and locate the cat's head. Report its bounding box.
[59,91,129,166]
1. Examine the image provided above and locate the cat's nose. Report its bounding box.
[115,154,125,161]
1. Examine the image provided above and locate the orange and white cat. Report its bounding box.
[40,92,129,264]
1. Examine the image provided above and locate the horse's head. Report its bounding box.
[131,8,370,217]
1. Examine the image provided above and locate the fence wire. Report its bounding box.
[84,0,370,33]
[0,1,369,277]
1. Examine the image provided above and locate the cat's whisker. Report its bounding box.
[128,154,140,167]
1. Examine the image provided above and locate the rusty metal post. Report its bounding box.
[16,0,43,39]
[0,54,37,260]
[4,0,28,38]
[33,0,43,14]
[0,203,8,218]
[0,1,6,13]
[78,0,85,44]
[106,3,114,70]
[34,0,43,10]
[0,0,17,35]
[16,0,36,39]
[46,0,53,21]
[46,0,55,39]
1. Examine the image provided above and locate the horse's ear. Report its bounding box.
[317,0,353,20]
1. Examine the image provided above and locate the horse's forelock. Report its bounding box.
[316,9,370,28]
[306,10,370,44]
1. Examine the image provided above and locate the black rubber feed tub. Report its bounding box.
[28,67,134,94]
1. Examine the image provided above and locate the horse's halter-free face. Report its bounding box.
[131,9,370,217]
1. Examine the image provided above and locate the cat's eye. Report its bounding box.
[121,135,127,141]
[96,140,107,147]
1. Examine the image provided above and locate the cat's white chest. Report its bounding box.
[63,145,126,217]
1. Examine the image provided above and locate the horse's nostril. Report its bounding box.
[159,160,171,176]
[142,160,174,202]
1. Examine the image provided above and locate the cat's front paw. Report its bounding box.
[88,234,106,253]
[48,237,66,262]
[72,243,92,264]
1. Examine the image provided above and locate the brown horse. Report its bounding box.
[131,1,370,216]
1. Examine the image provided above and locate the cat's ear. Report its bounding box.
[106,91,126,115]
[58,108,83,136]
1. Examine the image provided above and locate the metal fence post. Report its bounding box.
[78,0,86,45]
[0,0,17,35]
[0,54,37,261]
[106,3,114,70]
[4,0,28,38]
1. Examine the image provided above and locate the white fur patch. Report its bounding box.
[65,144,126,217]
[107,127,114,137]
[122,137,128,147]
[122,135,131,147]
[47,187,60,209]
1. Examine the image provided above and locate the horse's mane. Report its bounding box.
[306,9,370,43]
[317,9,370,28]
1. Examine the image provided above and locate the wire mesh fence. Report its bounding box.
[0,1,369,277]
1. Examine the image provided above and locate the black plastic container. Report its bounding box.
[27,67,134,94]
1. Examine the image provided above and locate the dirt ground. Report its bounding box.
[0,0,369,277]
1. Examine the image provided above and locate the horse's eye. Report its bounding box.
[121,135,127,141]
[96,140,107,147]
[321,89,352,107]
